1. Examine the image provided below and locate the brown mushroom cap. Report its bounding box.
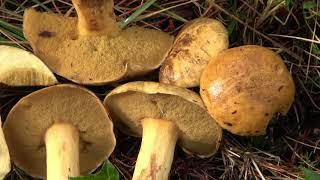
[23,8,173,85]
[0,45,57,86]
[0,117,10,179]
[103,81,222,157]
[200,45,295,136]
[160,18,228,88]
[3,84,116,178]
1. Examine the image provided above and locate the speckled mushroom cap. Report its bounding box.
[3,84,116,178]
[0,45,57,86]
[103,81,222,157]
[23,7,173,85]
[200,45,295,136]
[160,18,228,88]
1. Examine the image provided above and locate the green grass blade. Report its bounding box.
[0,28,25,41]
[0,36,7,41]
[0,19,24,39]
[152,3,188,22]
[0,8,23,19]
[120,0,157,29]
[5,0,20,7]
[31,0,53,12]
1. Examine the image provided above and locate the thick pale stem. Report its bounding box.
[72,0,119,36]
[0,119,10,179]
[45,123,80,180]
[132,118,178,180]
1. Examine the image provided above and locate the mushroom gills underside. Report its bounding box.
[106,91,221,156]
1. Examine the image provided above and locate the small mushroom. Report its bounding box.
[103,81,222,180]
[0,117,10,179]
[3,84,116,179]
[160,18,228,88]
[23,0,173,85]
[200,45,295,136]
[0,45,57,86]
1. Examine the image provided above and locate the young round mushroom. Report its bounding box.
[23,0,173,85]
[200,45,295,136]
[103,81,222,180]
[0,45,57,86]
[0,117,10,179]
[160,18,229,88]
[3,84,116,180]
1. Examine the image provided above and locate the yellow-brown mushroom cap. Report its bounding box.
[103,81,222,157]
[3,84,116,178]
[0,116,10,179]
[23,9,173,85]
[200,45,295,136]
[160,18,228,88]
[0,45,57,86]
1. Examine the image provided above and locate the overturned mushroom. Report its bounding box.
[0,117,10,179]
[23,0,173,85]
[104,81,222,180]
[3,84,116,180]
[0,45,57,86]
[160,18,228,88]
[200,45,295,136]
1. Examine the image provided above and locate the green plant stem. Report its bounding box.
[120,0,157,29]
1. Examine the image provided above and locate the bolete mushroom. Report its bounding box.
[3,84,116,180]
[23,0,173,85]
[160,18,228,88]
[200,45,295,136]
[0,45,57,86]
[0,117,10,179]
[103,81,222,180]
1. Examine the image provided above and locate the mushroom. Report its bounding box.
[200,45,295,136]
[0,45,57,86]
[3,84,116,180]
[103,81,222,180]
[0,117,10,179]
[160,18,228,88]
[23,0,173,85]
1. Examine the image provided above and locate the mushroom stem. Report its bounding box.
[72,0,119,36]
[132,118,178,180]
[0,120,10,179]
[45,123,80,180]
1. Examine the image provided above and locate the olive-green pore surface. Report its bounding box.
[23,9,173,85]
[104,82,222,157]
[3,84,116,178]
